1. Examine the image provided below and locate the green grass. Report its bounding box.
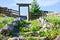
[0,17,14,28]
[44,15,60,25]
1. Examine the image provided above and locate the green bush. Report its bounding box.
[39,28,58,38]
[17,20,30,28]
[30,26,40,32]
[39,31,46,37]
[17,20,30,35]
[31,20,40,26]
[30,20,41,32]
[19,32,25,35]
[9,31,14,36]
[17,20,41,35]
[44,28,57,39]
[20,27,29,32]
[45,16,60,25]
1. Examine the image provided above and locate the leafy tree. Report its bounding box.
[30,0,42,17]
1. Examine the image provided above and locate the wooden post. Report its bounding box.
[19,5,20,20]
[27,5,29,21]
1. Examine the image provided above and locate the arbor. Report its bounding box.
[30,0,42,18]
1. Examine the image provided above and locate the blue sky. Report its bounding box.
[0,0,60,15]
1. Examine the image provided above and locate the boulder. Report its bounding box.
[0,18,20,36]
[53,35,60,40]
[8,37,19,40]
[40,37,49,40]
[1,29,10,36]
[8,36,24,40]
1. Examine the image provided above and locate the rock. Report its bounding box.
[1,29,10,36]
[3,24,14,31]
[12,21,18,26]
[42,23,47,28]
[40,37,49,40]
[53,35,60,40]
[0,18,20,36]
[8,37,19,40]
[37,17,47,28]
[24,23,31,28]
[8,36,24,40]
[46,22,54,29]
[19,36,25,40]
[44,28,48,32]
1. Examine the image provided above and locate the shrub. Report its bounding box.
[17,20,30,28]
[20,27,29,32]
[30,20,41,32]
[57,29,60,35]
[46,28,57,38]
[45,15,60,25]
[17,20,41,35]
[30,26,40,32]
[17,20,30,35]
[39,31,46,37]
[31,20,40,26]
[19,32,25,35]
[9,31,14,36]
